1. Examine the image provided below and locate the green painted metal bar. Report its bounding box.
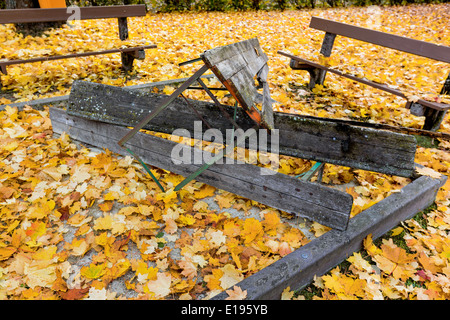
[178,57,203,67]
[174,101,240,192]
[125,147,165,192]
[296,162,324,181]
[174,130,254,191]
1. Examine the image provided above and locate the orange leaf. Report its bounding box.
[98,201,114,212]
[0,247,16,261]
[59,287,90,300]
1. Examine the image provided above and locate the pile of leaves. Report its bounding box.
[1,4,450,299]
[0,105,315,299]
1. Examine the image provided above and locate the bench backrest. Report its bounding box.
[0,5,146,24]
[310,16,450,64]
[201,37,272,128]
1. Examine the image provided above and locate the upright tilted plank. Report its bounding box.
[201,38,274,129]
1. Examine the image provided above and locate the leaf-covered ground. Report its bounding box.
[1,4,450,300]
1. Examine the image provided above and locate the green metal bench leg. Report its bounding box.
[296,162,325,182]
[125,147,165,192]
[174,101,241,191]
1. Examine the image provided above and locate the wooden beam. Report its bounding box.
[0,5,147,24]
[50,107,353,231]
[67,80,417,178]
[309,16,450,64]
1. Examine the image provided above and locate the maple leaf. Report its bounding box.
[206,229,226,247]
[380,242,416,265]
[156,188,178,204]
[261,211,281,236]
[0,247,16,261]
[25,264,58,289]
[71,165,91,184]
[363,234,382,257]
[279,242,292,257]
[178,258,197,280]
[241,218,263,244]
[85,287,114,300]
[418,252,442,274]
[98,201,114,212]
[192,200,209,212]
[281,227,307,248]
[281,287,295,300]
[146,272,172,298]
[164,218,178,234]
[194,184,216,199]
[310,222,330,237]
[93,215,113,230]
[80,264,107,280]
[220,264,244,290]
[51,269,68,293]
[214,192,235,209]
[225,285,247,300]
[70,238,90,257]
[32,246,57,260]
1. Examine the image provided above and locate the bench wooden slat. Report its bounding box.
[278,51,450,112]
[0,5,146,24]
[0,45,156,68]
[309,16,450,64]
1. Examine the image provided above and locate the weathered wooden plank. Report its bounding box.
[67,80,417,177]
[309,16,450,64]
[50,107,353,230]
[201,38,267,68]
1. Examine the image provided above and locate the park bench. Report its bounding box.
[278,16,450,131]
[0,5,156,86]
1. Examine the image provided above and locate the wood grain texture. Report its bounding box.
[50,107,353,230]
[67,81,417,177]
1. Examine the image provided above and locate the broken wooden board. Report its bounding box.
[50,107,353,231]
[67,80,417,178]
